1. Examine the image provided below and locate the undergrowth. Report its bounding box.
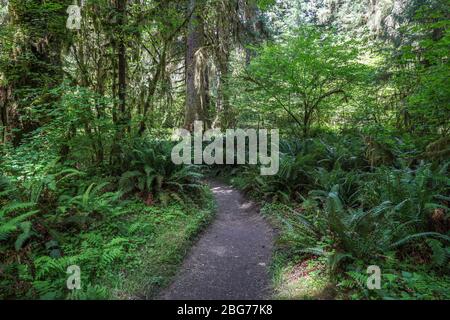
[1,137,215,299]
[214,133,450,300]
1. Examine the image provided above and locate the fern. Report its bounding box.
[118,139,204,203]
[427,239,448,267]
[390,232,450,249]
[0,202,38,243]
[14,221,34,251]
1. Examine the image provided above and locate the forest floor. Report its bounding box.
[158,180,274,300]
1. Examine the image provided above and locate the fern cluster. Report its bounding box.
[225,134,450,299]
[1,137,212,299]
[118,138,203,205]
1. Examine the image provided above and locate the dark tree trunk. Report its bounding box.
[0,86,11,143]
[117,0,127,126]
[110,0,128,169]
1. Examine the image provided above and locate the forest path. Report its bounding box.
[158,180,274,300]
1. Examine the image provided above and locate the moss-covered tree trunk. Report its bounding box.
[184,0,209,131]
[3,0,70,145]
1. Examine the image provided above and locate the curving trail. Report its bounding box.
[158,180,274,300]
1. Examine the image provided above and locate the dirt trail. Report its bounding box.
[158,180,274,300]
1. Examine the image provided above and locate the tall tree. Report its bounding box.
[241,28,367,136]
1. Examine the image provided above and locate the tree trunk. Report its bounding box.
[117,0,127,127]
[110,0,127,169]
[139,44,167,135]
[184,0,208,131]
[213,56,231,128]
[0,85,11,143]
[4,0,70,145]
